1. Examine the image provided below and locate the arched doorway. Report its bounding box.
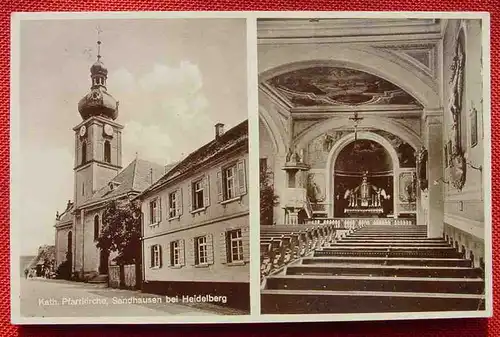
[333,139,394,218]
[99,250,109,275]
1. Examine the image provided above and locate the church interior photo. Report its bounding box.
[258,18,489,315]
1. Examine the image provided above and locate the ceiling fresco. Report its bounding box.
[266,66,421,108]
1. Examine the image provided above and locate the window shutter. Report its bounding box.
[150,246,154,268]
[207,234,214,265]
[177,189,183,216]
[166,242,172,267]
[187,237,195,265]
[179,239,185,266]
[216,170,223,202]
[188,182,192,212]
[242,226,250,262]
[159,245,163,268]
[158,197,162,222]
[166,194,171,219]
[204,176,210,207]
[219,231,228,264]
[237,159,247,196]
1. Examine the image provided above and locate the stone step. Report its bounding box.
[88,274,108,284]
[350,233,428,237]
[314,249,463,259]
[322,246,458,252]
[355,228,426,230]
[261,289,485,314]
[340,238,446,243]
[356,228,427,233]
[346,236,429,240]
[301,256,473,267]
[331,242,451,247]
[285,264,482,278]
[267,274,484,294]
[353,233,428,237]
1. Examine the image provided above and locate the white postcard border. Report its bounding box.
[10,10,493,325]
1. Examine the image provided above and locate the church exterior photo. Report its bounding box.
[8,16,252,318]
[51,34,250,312]
[258,18,491,316]
[54,44,166,283]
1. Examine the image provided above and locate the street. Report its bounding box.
[20,278,243,317]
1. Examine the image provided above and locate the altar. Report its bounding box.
[341,172,391,218]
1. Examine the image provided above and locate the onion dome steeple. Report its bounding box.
[78,34,118,121]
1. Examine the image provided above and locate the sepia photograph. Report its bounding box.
[11,15,250,322]
[258,17,492,317]
[11,11,492,326]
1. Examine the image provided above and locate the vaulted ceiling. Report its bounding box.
[265,66,422,109]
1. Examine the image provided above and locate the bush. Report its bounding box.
[55,260,72,280]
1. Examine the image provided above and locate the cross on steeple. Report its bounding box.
[96,26,103,60]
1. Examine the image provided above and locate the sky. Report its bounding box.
[18,18,248,256]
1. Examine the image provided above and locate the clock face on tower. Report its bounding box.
[104,124,113,137]
[79,125,87,137]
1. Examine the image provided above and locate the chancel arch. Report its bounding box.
[325,131,401,217]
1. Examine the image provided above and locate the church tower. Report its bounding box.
[74,38,123,207]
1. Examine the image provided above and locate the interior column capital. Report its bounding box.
[423,108,444,126]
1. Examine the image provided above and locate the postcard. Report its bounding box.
[10,11,492,325]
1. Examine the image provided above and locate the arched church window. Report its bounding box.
[81,141,87,165]
[104,140,111,163]
[94,214,99,241]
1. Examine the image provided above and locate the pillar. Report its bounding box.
[274,153,287,225]
[424,109,445,238]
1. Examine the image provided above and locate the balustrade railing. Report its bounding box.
[307,217,417,227]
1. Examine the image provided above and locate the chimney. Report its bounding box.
[215,123,225,139]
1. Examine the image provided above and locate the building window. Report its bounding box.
[149,198,160,224]
[104,140,111,164]
[228,229,244,262]
[82,183,85,196]
[192,180,204,210]
[169,191,178,218]
[223,165,236,200]
[150,244,162,268]
[170,240,181,266]
[93,215,99,241]
[195,236,208,265]
[217,160,247,202]
[81,142,87,165]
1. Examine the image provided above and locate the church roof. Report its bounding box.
[78,158,165,209]
[139,119,248,198]
[57,207,74,224]
[55,200,74,227]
